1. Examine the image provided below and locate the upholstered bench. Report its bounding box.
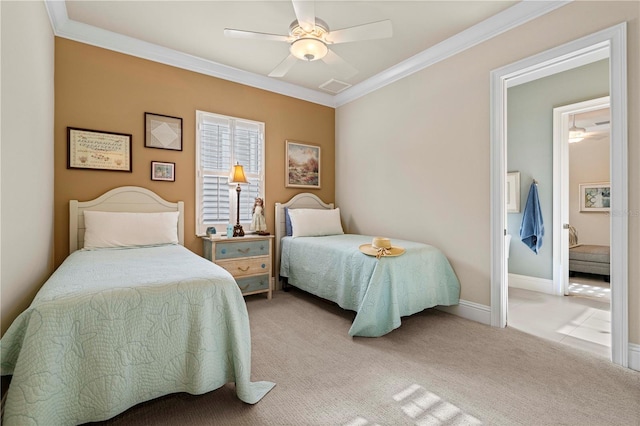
[569,244,610,282]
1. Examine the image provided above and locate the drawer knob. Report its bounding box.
[221,248,227,254]
[238,266,250,272]
[261,264,266,269]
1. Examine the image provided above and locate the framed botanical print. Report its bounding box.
[579,182,610,212]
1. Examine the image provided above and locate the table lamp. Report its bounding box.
[230,163,248,237]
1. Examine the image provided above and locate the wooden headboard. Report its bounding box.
[274,193,334,286]
[69,186,185,253]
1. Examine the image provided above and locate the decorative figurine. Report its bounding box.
[250,197,268,235]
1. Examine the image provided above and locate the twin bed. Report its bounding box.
[1,187,274,425]
[275,193,461,337]
[1,188,460,424]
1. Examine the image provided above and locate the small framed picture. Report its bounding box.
[579,182,610,212]
[145,112,182,151]
[151,161,175,182]
[506,171,521,213]
[286,140,321,189]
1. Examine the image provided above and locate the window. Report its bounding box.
[196,110,264,236]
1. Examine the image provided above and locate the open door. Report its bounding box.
[552,97,610,297]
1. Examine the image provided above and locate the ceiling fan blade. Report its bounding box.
[268,54,298,78]
[325,20,393,44]
[224,28,290,43]
[291,0,316,32]
[322,49,358,79]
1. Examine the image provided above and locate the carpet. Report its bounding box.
[92,289,640,425]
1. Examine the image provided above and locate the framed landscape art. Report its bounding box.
[286,140,320,189]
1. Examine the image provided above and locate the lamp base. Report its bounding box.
[233,224,245,237]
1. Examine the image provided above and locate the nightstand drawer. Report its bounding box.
[202,235,274,300]
[235,274,270,294]
[216,256,269,277]
[215,240,269,260]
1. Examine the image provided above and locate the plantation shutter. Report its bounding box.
[235,120,262,222]
[196,111,264,235]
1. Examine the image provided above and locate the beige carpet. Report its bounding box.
[94,289,640,425]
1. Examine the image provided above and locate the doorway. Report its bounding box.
[490,23,629,367]
[507,99,612,359]
[553,98,611,297]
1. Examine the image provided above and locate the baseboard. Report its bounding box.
[508,273,555,294]
[437,299,491,325]
[437,299,640,372]
[629,343,640,372]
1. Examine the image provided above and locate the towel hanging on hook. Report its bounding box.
[520,181,544,254]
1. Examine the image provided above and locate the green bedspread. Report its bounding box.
[280,234,460,337]
[1,245,274,425]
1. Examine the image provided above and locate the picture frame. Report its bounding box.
[67,127,132,172]
[145,112,183,151]
[285,140,321,189]
[579,182,610,212]
[151,161,175,182]
[506,171,521,213]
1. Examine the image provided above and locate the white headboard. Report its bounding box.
[69,186,185,253]
[274,193,333,287]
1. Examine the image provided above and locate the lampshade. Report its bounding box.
[568,114,586,143]
[290,37,328,61]
[230,163,248,184]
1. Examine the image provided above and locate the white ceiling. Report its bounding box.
[573,107,610,141]
[48,1,569,107]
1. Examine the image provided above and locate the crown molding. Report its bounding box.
[334,0,571,106]
[45,0,569,108]
[45,1,336,107]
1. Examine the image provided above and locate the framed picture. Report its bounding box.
[579,182,610,212]
[286,140,320,189]
[67,127,132,172]
[506,171,520,213]
[145,112,183,151]
[151,161,175,182]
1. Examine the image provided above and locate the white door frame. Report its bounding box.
[552,97,610,296]
[490,23,628,367]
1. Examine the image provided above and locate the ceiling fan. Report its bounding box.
[223,0,393,78]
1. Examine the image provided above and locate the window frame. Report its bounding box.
[195,110,265,236]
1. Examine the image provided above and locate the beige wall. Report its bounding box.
[335,2,639,343]
[569,133,611,246]
[1,1,55,335]
[54,38,335,268]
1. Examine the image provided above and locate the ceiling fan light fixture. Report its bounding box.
[290,37,328,61]
[568,114,586,143]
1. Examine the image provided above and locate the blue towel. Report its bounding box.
[520,182,544,254]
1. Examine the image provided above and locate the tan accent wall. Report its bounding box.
[54,38,335,267]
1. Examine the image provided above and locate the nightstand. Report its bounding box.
[202,234,274,299]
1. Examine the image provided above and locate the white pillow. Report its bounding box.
[288,208,344,238]
[83,211,179,249]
